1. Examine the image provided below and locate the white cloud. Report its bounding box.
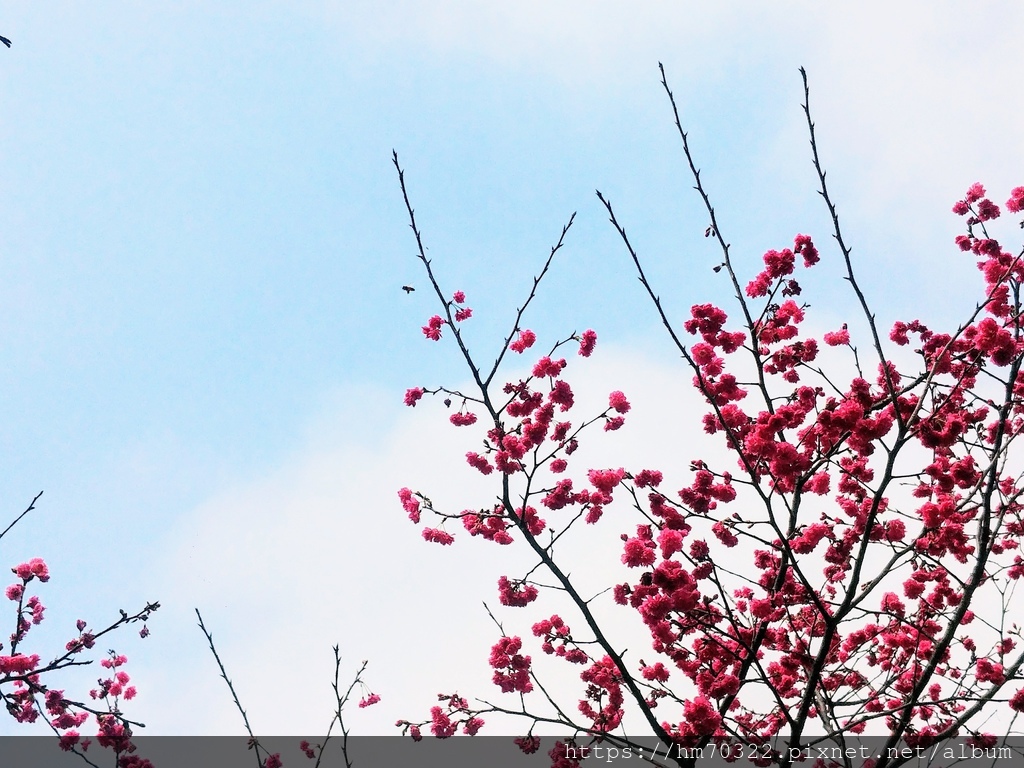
[132,343,722,735]
[121,325,876,731]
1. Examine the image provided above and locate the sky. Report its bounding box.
[0,1,1023,741]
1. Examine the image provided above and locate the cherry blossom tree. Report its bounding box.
[391,65,1024,767]
[0,492,159,766]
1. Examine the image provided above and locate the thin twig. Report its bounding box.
[195,609,266,768]
[799,66,899,408]
[0,491,44,541]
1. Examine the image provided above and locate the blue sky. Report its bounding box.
[0,1,1022,738]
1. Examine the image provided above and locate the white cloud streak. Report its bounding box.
[132,343,717,734]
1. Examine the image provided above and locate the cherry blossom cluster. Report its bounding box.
[578,656,625,732]
[421,290,474,341]
[532,615,589,665]
[396,693,484,740]
[490,635,533,694]
[0,553,157,764]
[401,322,638,547]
